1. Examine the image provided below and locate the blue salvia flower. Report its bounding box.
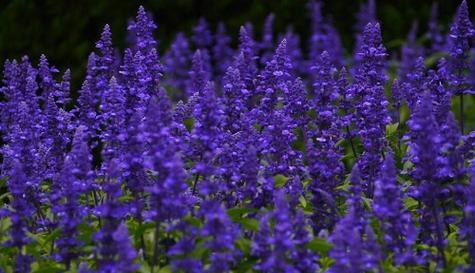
[221,64,248,133]
[427,2,445,54]
[189,50,212,98]
[353,0,376,64]
[200,201,240,273]
[125,6,163,101]
[447,0,475,96]
[306,51,344,231]
[307,0,343,69]
[168,221,203,273]
[94,24,115,105]
[260,110,302,188]
[95,224,139,273]
[121,111,147,214]
[306,135,343,232]
[252,190,317,273]
[4,160,34,273]
[163,32,192,100]
[328,165,381,273]
[407,93,447,266]
[119,49,146,119]
[143,93,189,221]
[128,6,158,52]
[191,81,225,195]
[236,26,258,93]
[255,39,293,125]
[279,27,305,76]
[193,17,213,50]
[41,93,72,179]
[283,77,308,128]
[400,22,424,81]
[77,60,98,140]
[212,22,234,80]
[310,51,340,133]
[260,13,275,65]
[100,77,126,165]
[462,161,475,272]
[352,22,390,193]
[56,68,72,106]
[373,151,419,265]
[290,210,319,273]
[54,126,92,268]
[402,56,426,110]
[37,54,60,102]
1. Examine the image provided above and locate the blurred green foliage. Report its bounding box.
[0,0,470,89]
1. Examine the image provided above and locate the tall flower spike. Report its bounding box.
[127,6,157,51]
[38,54,59,100]
[100,77,126,164]
[307,0,325,64]
[427,2,444,53]
[373,151,419,265]
[407,93,447,265]
[252,191,303,273]
[407,93,443,187]
[448,0,475,95]
[400,22,424,82]
[256,39,293,124]
[53,126,91,268]
[76,78,97,140]
[352,22,390,193]
[328,165,381,273]
[95,24,114,101]
[448,0,475,133]
[280,27,305,76]
[5,160,34,273]
[188,50,212,98]
[213,22,234,79]
[200,201,240,273]
[192,17,213,50]
[236,26,258,90]
[163,32,192,100]
[307,1,344,68]
[96,24,113,68]
[283,77,308,128]
[260,13,275,65]
[191,82,224,195]
[222,64,247,133]
[353,0,377,60]
[57,68,71,106]
[41,93,71,178]
[311,51,340,132]
[463,161,475,272]
[95,224,139,273]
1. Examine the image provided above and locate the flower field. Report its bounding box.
[1,0,475,272]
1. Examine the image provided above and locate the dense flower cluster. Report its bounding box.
[1,1,475,272]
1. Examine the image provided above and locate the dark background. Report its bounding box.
[0,0,470,89]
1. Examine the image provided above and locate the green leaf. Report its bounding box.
[403,197,419,211]
[386,123,399,137]
[307,238,332,256]
[184,118,195,132]
[274,174,289,188]
[158,265,172,273]
[31,262,63,273]
[228,207,257,221]
[298,195,307,208]
[234,218,259,232]
[235,238,252,255]
[134,222,156,239]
